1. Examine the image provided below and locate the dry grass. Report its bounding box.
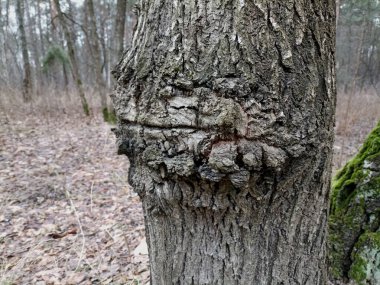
[0,85,108,122]
[334,88,380,171]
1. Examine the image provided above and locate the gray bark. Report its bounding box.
[25,0,42,91]
[37,0,46,56]
[86,0,109,120]
[112,0,336,284]
[336,0,340,25]
[5,0,10,26]
[114,0,127,61]
[16,0,32,102]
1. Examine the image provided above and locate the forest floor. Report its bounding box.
[0,90,379,285]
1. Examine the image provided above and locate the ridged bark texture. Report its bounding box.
[112,0,336,284]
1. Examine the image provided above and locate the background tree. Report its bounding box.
[112,0,336,284]
[42,45,70,91]
[85,0,110,120]
[3,0,376,118]
[53,0,90,116]
[114,0,127,61]
[0,0,135,118]
[337,0,380,94]
[15,0,32,102]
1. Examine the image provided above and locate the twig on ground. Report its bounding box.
[64,185,86,271]
[90,181,94,214]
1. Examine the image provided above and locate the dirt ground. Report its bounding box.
[0,91,379,285]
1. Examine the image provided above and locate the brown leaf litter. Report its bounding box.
[0,113,149,285]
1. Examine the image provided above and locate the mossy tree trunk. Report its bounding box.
[113,0,336,284]
[329,121,380,285]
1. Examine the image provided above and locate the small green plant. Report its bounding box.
[103,108,117,124]
[42,46,70,73]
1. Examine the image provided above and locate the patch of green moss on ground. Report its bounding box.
[329,121,380,281]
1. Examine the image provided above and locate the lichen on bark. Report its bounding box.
[329,121,380,284]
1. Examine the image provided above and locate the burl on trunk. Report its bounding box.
[112,1,336,284]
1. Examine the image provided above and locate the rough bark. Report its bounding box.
[86,0,109,120]
[16,0,32,102]
[53,0,90,116]
[329,121,380,285]
[112,0,336,284]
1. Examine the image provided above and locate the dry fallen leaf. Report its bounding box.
[47,228,78,239]
[133,238,148,256]
[65,272,86,284]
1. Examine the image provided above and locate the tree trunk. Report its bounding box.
[112,1,336,284]
[336,0,340,25]
[37,0,47,90]
[25,0,43,93]
[16,0,32,102]
[53,0,90,116]
[5,0,10,26]
[114,0,127,62]
[86,0,109,121]
[99,16,109,87]
[62,63,69,94]
[37,0,46,56]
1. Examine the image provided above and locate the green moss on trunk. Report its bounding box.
[329,121,380,284]
[349,232,380,284]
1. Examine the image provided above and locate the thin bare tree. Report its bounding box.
[114,0,127,61]
[52,0,90,116]
[86,0,110,121]
[15,0,32,102]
